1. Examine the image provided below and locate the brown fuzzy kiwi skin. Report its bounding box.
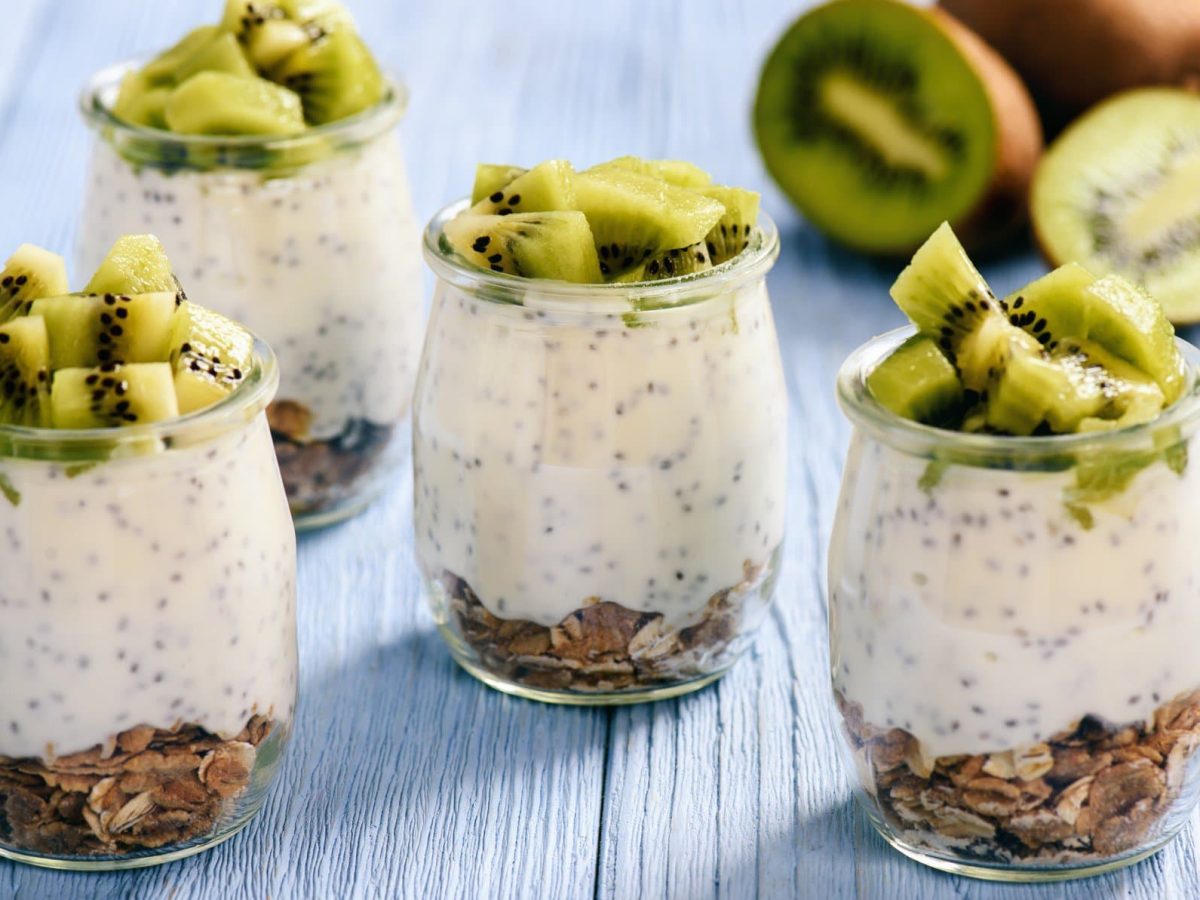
[940,0,1200,131]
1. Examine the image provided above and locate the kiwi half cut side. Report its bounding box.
[1031,88,1200,324]
[753,0,1041,255]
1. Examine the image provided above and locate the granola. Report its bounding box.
[0,716,274,857]
[440,558,773,693]
[838,690,1200,863]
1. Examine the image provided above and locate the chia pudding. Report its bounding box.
[417,181,786,702]
[78,67,423,526]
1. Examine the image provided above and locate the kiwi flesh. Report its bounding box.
[867,333,964,425]
[50,363,179,429]
[444,211,603,283]
[85,235,179,297]
[271,29,384,124]
[471,165,526,205]
[165,71,305,136]
[615,243,714,283]
[112,82,172,130]
[169,302,254,413]
[468,160,576,216]
[31,293,177,370]
[753,0,1041,255]
[0,316,51,426]
[0,244,68,322]
[1031,88,1200,324]
[141,26,222,85]
[174,32,257,82]
[587,157,713,189]
[697,186,761,265]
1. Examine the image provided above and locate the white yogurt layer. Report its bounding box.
[0,418,297,760]
[77,135,423,440]
[414,280,788,628]
[829,433,1200,760]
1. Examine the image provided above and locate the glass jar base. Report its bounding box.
[442,630,732,706]
[291,483,385,531]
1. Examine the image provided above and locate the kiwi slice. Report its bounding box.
[866,333,965,425]
[165,71,305,136]
[471,164,526,205]
[221,1,312,71]
[51,363,179,429]
[0,244,68,322]
[697,186,761,265]
[173,32,257,82]
[169,302,254,413]
[984,341,1107,435]
[573,169,725,278]
[587,157,713,189]
[468,160,576,215]
[1031,88,1200,324]
[271,29,384,124]
[753,0,1040,254]
[85,235,178,297]
[31,293,176,370]
[443,211,603,283]
[0,316,51,427]
[141,26,222,85]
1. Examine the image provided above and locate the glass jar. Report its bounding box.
[0,339,297,870]
[830,326,1200,881]
[77,63,424,529]
[415,202,787,705]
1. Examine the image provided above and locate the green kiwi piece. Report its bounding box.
[0,316,51,427]
[141,26,221,85]
[697,185,761,265]
[472,165,526,205]
[221,1,311,70]
[1031,88,1200,324]
[469,160,576,215]
[612,243,714,283]
[173,32,257,82]
[112,78,171,129]
[443,211,603,283]
[169,302,254,414]
[573,169,725,278]
[866,333,965,425]
[587,157,713,189]
[0,244,69,322]
[271,29,384,124]
[85,235,178,297]
[753,0,1040,254]
[278,0,356,31]
[31,293,177,370]
[50,362,179,429]
[984,341,1107,435]
[165,71,305,136]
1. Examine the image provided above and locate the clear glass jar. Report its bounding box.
[77,63,424,529]
[0,339,297,870]
[415,202,787,705]
[830,326,1200,881]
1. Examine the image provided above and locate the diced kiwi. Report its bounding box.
[221,0,311,70]
[0,244,68,322]
[112,78,171,129]
[1031,89,1200,323]
[169,302,254,413]
[471,164,526,205]
[50,362,179,429]
[615,243,714,283]
[173,32,257,82]
[165,71,305,136]
[587,157,713,189]
[573,169,725,278]
[866,333,965,425]
[443,211,603,283]
[278,0,356,31]
[0,316,51,427]
[697,185,761,265]
[468,160,576,215]
[85,235,178,297]
[984,342,1107,435]
[31,293,177,370]
[141,26,221,85]
[271,29,384,124]
[753,0,1040,254]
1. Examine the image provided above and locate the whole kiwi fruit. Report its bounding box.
[940,0,1200,129]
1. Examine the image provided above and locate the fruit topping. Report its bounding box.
[0,244,68,323]
[443,212,602,283]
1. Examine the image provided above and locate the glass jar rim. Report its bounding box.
[422,198,780,316]
[78,61,408,156]
[0,334,279,461]
[836,325,1200,464]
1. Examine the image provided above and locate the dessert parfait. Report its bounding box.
[417,157,787,703]
[0,235,296,869]
[77,0,422,527]
[830,223,1200,880]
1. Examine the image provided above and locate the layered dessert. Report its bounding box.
[78,0,422,524]
[830,224,1200,870]
[417,157,786,697]
[0,236,296,861]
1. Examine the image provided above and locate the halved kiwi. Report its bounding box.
[443,211,603,283]
[753,0,1041,254]
[1031,88,1200,324]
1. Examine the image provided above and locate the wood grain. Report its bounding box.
[3,1,1200,898]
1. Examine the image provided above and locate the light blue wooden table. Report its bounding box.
[2,1,1199,897]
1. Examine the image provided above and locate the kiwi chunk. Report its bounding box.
[469,160,576,215]
[984,342,1108,435]
[867,333,964,425]
[165,71,305,136]
[173,32,257,82]
[0,244,68,322]
[753,0,1040,254]
[169,302,254,413]
[697,186,761,265]
[271,29,384,124]
[444,212,603,283]
[221,1,311,70]
[471,164,526,205]
[112,79,172,130]
[141,26,222,85]
[0,316,51,427]
[51,363,179,429]
[85,235,178,297]
[615,243,714,283]
[31,293,176,370]
[588,157,713,189]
